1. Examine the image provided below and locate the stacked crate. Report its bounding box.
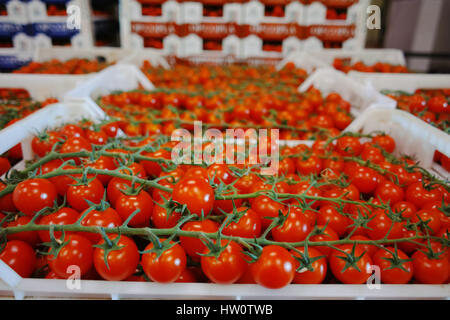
[120,0,369,58]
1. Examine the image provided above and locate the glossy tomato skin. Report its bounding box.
[32,131,63,157]
[310,225,339,256]
[172,177,214,217]
[0,240,36,278]
[317,205,350,237]
[251,195,285,229]
[271,208,312,242]
[366,209,404,240]
[372,247,413,284]
[222,207,262,239]
[405,182,443,209]
[48,234,93,279]
[80,207,123,243]
[412,250,449,284]
[141,241,187,283]
[0,182,16,212]
[67,178,104,212]
[371,135,396,153]
[180,220,219,260]
[12,178,57,216]
[251,245,295,289]
[329,244,373,284]
[6,216,40,247]
[38,207,80,242]
[201,241,246,284]
[151,204,181,229]
[291,247,327,284]
[93,235,140,281]
[115,190,154,227]
[374,181,404,206]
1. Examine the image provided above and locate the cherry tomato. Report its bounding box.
[291,247,327,284]
[38,207,80,242]
[172,177,214,217]
[372,247,413,284]
[141,240,187,283]
[329,244,373,284]
[0,240,36,277]
[251,245,295,289]
[93,235,140,281]
[180,219,219,260]
[67,178,104,212]
[115,190,154,227]
[412,249,449,284]
[12,178,57,216]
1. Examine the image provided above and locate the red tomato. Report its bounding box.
[412,249,449,284]
[329,244,373,284]
[141,240,187,283]
[347,166,379,194]
[222,207,262,239]
[6,216,40,246]
[251,245,295,289]
[336,136,362,156]
[59,124,84,138]
[392,201,417,219]
[172,177,214,217]
[201,241,246,284]
[412,208,442,235]
[47,234,93,279]
[295,155,322,175]
[310,225,339,256]
[151,203,181,229]
[207,164,235,185]
[93,235,140,281]
[251,195,285,229]
[291,247,327,284]
[0,182,16,212]
[271,208,312,242]
[0,240,36,277]
[371,135,396,153]
[85,129,108,145]
[0,157,11,176]
[374,180,404,205]
[317,205,350,237]
[12,178,57,216]
[372,247,413,284]
[367,209,404,240]
[31,131,63,157]
[67,178,104,212]
[405,182,442,209]
[38,207,80,242]
[180,219,219,260]
[115,190,154,227]
[80,207,123,243]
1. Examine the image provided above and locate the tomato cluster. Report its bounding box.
[0,115,448,288]
[13,58,112,74]
[99,63,352,140]
[333,58,409,73]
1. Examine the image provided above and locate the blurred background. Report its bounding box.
[0,0,448,73]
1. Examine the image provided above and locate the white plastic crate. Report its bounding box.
[346,108,450,179]
[33,47,134,65]
[347,72,450,92]
[64,63,155,103]
[0,99,105,161]
[277,49,406,72]
[298,68,396,117]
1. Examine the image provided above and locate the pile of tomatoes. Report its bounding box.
[101,63,353,140]
[13,58,113,74]
[333,58,410,73]
[0,115,448,288]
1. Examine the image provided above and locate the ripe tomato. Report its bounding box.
[291,247,327,284]
[84,129,108,145]
[349,235,378,257]
[0,240,36,277]
[427,95,448,113]
[107,177,135,206]
[347,166,379,194]
[392,201,417,219]
[59,124,84,138]
[38,207,80,242]
[371,135,396,153]
[84,156,116,185]
[295,155,322,175]
[140,149,171,177]
[207,164,235,185]
[412,208,442,235]
[179,219,219,260]
[60,136,92,163]
[251,245,295,289]
[0,157,11,176]
[251,195,285,229]
[151,203,181,229]
[115,190,154,227]
[6,216,40,246]
[67,178,104,212]
[0,182,16,212]
[271,208,312,242]
[80,207,123,243]
[172,177,214,217]
[336,136,362,156]
[142,240,187,283]
[201,241,246,284]
[310,225,339,256]
[222,207,262,239]
[329,244,373,284]
[93,235,140,281]
[372,247,413,284]
[405,182,442,209]
[31,131,63,157]
[317,205,350,237]
[12,178,57,216]
[367,209,404,240]
[374,180,404,205]
[412,249,449,284]
[47,234,93,279]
